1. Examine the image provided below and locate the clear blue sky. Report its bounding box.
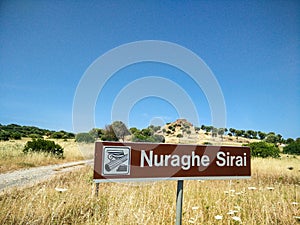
[0,0,299,138]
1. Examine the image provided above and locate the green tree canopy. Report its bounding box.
[112,121,130,141]
[75,133,95,143]
[246,142,280,158]
[283,141,300,155]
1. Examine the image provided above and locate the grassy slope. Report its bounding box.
[0,139,91,173]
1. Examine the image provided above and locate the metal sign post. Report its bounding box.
[176,180,184,225]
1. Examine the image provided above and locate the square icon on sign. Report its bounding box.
[102,146,131,175]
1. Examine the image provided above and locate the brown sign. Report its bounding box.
[94,141,251,182]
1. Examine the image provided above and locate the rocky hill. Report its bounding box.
[157,119,258,146]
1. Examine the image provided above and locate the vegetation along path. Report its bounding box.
[0,159,93,192]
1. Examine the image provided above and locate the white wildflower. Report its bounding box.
[248,186,257,190]
[214,215,223,220]
[232,216,242,222]
[55,187,68,192]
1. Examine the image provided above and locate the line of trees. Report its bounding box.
[75,121,164,143]
[199,125,296,144]
[0,124,74,141]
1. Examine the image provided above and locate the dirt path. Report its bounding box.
[0,159,93,192]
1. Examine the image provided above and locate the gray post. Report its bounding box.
[175,180,184,225]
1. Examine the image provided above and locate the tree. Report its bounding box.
[101,125,119,141]
[265,134,278,144]
[0,130,10,141]
[217,128,225,140]
[177,134,183,138]
[276,134,283,144]
[51,132,64,139]
[11,132,21,140]
[75,133,95,143]
[148,125,161,132]
[283,141,300,155]
[112,121,130,142]
[285,138,295,144]
[235,130,243,140]
[244,130,252,139]
[246,142,280,158]
[229,128,236,136]
[89,128,103,139]
[252,131,258,139]
[212,127,218,137]
[129,127,139,135]
[258,131,267,140]
[131,128,164,143]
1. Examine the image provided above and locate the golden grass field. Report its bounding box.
[0,139,299,224]
[0,139,89,173]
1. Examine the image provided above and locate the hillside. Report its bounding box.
[0,124,75,141]
[158,119,265,146]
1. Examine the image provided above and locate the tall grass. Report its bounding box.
[0,156,299,224]
[0,139,88,173]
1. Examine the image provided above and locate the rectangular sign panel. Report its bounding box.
[94,141,251,182]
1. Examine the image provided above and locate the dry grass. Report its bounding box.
[0,139,92,173]
[0,156,299,224]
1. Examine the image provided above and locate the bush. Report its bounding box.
[283,141,300,155]
[153,134,165,143]
[11,132,22,140]
[29,134,42,139]
[177,134,183,138]
[23,139,64,158]
[132,130,165,143]
[246,142,280,158]
[0,131,10,141]
[75,133,95,143]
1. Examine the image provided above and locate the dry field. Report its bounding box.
[0,139,93,173]
[0,156,299,224]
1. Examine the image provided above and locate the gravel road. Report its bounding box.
[0,159,93,192]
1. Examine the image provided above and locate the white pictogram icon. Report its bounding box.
[102,146,130,175]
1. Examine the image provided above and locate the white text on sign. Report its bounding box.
[140,150,247,170]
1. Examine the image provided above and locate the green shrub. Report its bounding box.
[283,141,300,155]
[0,131,10,141]
[11,132,21,140]
[132,131,165,143]
[75,133,95,143]
[29,134,42,139]
[23,139,64,158]
[246,141,280,158]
